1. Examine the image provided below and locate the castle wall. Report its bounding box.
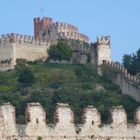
[34,17,89,43]
[113,73,140,102]
[0,44,16,70]
[1,102,140,140]
[71,51,88,64]
[0,103,18,140]
[15,43,49,61]
[0,34,50,70]
[104,61,140,102]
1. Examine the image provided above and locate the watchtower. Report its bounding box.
[91,36,111,65]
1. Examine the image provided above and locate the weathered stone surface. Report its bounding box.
[0,38,50,70]
[0,102,140,140]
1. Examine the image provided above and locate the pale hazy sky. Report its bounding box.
[0,0,140,62]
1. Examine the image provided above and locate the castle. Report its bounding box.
[0,16,111,70]
[34,17,89,43]
[0,102,140,140]
[1,17,140,139]
[0,16,140,102]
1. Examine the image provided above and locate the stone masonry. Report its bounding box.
[0,102,140,140]
[0,33,50,70]
[34,17,89,43]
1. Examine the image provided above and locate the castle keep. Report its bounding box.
[0,16,111,70]
[34,17,89,43]
[1,102,140,140]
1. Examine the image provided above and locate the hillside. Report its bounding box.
[0,62,139,124]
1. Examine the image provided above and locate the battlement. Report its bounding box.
[97,36,110,46]
[34,17,53,26]
[103,61,140,103]
[0,102,140,140]
[0,33,49,47]
[55,22,78,33]
[34,16,89,43]
[104,61,140,86]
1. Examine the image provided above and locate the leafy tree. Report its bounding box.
[48,40,72,62]
[122,54,132,72]
[122,48,140,75]
[18,68,35,87]
[15,59,27,71]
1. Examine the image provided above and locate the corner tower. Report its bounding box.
[91,36,111,65]
[34,17,54,42]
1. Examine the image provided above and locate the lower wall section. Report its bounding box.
[0,43,50,71]
[112,73,140,102]
[1,103,140,140]
[15,44,49,61]
[0,45,15,70]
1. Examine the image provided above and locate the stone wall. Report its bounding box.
[0,33,50,70]
[0,102,140,140]
[104,61,140,102]
[0,44,16,70]
[34,17,89,43]
[15,44,49,61]
[91,36,111,65]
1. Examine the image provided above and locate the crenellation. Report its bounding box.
[0,102,140,139]
[0,33,49,47]
[110,106,127,127]
[104,61,140,103]
[35,16,88,43]
[0,102,18,137]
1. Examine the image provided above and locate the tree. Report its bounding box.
[18,68,35,87]
[48,40,72,62]
[122,48,140,75]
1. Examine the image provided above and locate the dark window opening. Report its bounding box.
[36,118,39,123]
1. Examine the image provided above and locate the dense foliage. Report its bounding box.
[48,40,72,62]
[122,48,140,77]
[0,62,139,124]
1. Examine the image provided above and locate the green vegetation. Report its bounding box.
[0,62,139,124]
[48,40,72,62]
[122,48,140,77]
[18,68,35,87]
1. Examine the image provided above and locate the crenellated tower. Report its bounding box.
[34,16,89,43]
[91,36,111,65]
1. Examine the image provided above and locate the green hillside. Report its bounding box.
[0,62,139,124]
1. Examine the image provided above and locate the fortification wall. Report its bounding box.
[0,34,50,70]
[104,61,140,102]
[58,29,89,43]
[15,44,49,61]
[55,22,78,33]
[34,17,89,43]
[0,44,15,70]
[0,102,140,140]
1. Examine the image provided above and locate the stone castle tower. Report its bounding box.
[34,17,89,43]
[90,36,111,65]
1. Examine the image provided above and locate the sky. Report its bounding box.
[0,0,140,62]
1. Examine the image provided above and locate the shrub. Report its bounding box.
[18,68,35,87]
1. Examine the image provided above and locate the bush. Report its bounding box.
[48,40,72,62]
[18,68,35,87]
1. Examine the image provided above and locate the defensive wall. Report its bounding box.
[34,17,89,43]
[103,61,140,102]
[0,102,140,140]
[0,33,90,69]
[0,33,50,70]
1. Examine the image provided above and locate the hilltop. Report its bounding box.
[0,62,139,124]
